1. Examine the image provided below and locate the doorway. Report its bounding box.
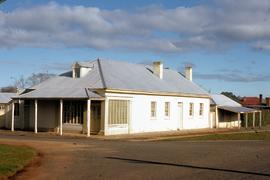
[178,102,183,130]
[91,101,101,134]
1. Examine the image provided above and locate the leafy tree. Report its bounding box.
[0,0,6,4]
[221,91,241,102]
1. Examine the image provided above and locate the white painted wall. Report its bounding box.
[105,92,210,135]
[80,67,91,77]
[218,120,239,128]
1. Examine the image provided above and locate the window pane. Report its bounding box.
[189,103,194,116]
[165,102,170,117]
[151,101,156,117]
[199,103,204,116]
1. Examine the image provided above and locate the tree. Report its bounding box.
[0,0,6,4]
[0,86,17,93]
[13,73,55,89]
[221,92,241,102]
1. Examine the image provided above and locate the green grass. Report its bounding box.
[164,131,270,141]
[0,144,37,179]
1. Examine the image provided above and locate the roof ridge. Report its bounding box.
[97,58,107,88]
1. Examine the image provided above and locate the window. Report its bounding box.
[108,100,130,125]
[189,103,194,116]
[165,102,170,117]
[0,105,4,110]
[151,101,157,118]
[63,101,84,124]
[14,103,19,116]
[199,103,204,116]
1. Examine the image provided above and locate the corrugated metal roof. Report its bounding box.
[211,94,241,107]
[18,88,102,99]
[17,59,209,99]
[0,93,17,103]
[219,106,258,113]
[99,59,209,95]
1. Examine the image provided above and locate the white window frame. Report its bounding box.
[164,102,170,119]
[151,101,157,119]
[199,103,204,116]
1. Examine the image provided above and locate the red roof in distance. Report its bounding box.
[241,97,261,106]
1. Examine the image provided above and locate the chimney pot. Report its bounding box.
[153,61,163,79]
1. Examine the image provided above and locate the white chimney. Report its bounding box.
[153,61,163,79]
[72,62,81,78]
[185,65,192,81]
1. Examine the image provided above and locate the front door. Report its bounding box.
[91,102,101,134]
[178,102,183,130]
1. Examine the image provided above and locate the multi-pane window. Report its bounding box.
[189,103,194,116]
[165,102,170,117]
[14,103,19,116]
[151,101,157,118]
[199,103,204,116]
[108,100,130,125]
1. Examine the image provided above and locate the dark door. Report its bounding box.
[91,102,101,134]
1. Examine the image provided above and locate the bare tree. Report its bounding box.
[12,73,55,89]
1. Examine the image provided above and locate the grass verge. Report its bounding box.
[162,131,270,141]
[0,144,37,179]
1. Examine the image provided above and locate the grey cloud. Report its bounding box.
[195,72,270,82]
[1,1,270,53]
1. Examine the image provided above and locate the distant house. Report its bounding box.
[0,93,17,128]
[6,59,212,136]
[241,94,270,109]
[210,94,261,128]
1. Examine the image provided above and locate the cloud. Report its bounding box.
[0,1,270,53]
[41,62,71,71]
[195,72,270,82]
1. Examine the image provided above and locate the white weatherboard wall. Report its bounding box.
[105,92,210,135]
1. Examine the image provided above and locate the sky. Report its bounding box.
[0,0,270,97]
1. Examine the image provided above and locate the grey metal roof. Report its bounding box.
[16,59,209,99]
[18,88,102,99]
[218,106,258,113]
[211,94,242,107]
[0,93,17,103]
[99,59,209,95]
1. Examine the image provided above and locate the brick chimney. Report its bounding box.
[259,94,263,104]
[72,62,81,78]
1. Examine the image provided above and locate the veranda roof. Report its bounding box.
[14,88,102,99]
[218,106,259,113]
[0,93,17,103]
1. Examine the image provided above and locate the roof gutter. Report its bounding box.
[104,88,210,99]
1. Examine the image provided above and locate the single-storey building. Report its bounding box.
[8,59,212,136]
[0,93,17,129]
[210,94,261,128]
